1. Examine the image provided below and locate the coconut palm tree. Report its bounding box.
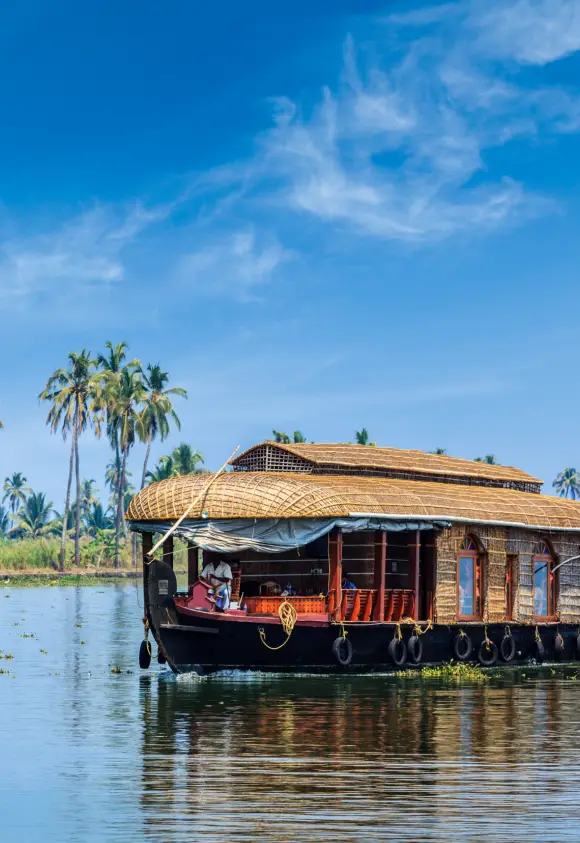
[474,455,499,465]
[292,431,307,443]
[355,428,377,446]
[85,502,114,536]
[139,364,187,489]
[553,468,580,499]
[430,447,447,455]
[272,430,291,444]
[146,456,176,484]
[172,443,205,475]
[80,479,98,519]
[102,366,146,566]
[0,505,10,538]
[2,472,30,515]
[12,491,55,538]
[39,351,102,569]
[97,341,139,475]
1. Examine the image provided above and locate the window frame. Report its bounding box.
[505,554,517,622]
[456,537,483,621]
[532,541,557,622]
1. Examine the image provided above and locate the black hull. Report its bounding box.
[154,616,580,674]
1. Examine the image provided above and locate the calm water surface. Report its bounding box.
[1,583,580,842]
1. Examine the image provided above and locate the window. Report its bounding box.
[457,536,483,620]
[533,540,556,620]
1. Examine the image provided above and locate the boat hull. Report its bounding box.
[153,612,580,674]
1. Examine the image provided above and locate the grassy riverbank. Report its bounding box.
[0,535,190,583]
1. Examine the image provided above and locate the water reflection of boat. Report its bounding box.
[127,441,580,674]
[138,673,580,841]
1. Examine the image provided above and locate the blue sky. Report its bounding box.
[1,0,580,505]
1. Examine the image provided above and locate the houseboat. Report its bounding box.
[127,442,580,673]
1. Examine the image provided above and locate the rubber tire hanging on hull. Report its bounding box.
[157,650,167,665]
[332,636,353,667]
[139,640,151,670]
[453,633,473,661]
[388,637,407,667]
[500,635,516,662]
[477,640,498,667]
[407,634,422,665]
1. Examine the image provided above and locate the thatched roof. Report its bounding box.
[232,442,542,489]
[127,471,580,531]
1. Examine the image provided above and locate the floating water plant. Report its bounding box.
[397,662,488,681]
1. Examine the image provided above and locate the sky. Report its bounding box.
[1,0,580,507]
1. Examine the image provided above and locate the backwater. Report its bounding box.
[1,582,580,842]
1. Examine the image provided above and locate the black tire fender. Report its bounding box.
[139,639,151,670]
[478,639,498,667]
[388,637,407,666]
[332,636,353,667]
[453,632,473,661]
[554,632,565,660]
[157,649,167,665]
[500,634,516,662]
[407,634,423,665]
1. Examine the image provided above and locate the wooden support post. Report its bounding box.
[165,535,174,570]
[187,542,198,587]
[413,529,421,620]
[328,529,343,621]
[373,531,386,621]
[142,532,153,611]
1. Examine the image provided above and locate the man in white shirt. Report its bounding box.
[201,559,233,610]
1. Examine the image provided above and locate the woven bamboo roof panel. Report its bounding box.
[232,442,542,488]
[126,472,580,531]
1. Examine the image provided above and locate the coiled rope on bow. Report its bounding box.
[258,600,298,651]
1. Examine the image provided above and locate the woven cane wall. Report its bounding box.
[433,525,463,622]
[551,536,580,621]
[434,525,508,623]
[506,530,536,621]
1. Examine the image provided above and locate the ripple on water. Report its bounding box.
[2,584,580,842]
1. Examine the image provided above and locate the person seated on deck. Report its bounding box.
[200,558,233,611]
[342,573,357,590]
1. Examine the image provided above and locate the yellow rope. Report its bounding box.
[258,600,298,651]
[142,617,151,657]
[483,624,492,651]
[400,616,432,636]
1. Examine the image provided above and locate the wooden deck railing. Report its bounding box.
[243,588,417,622]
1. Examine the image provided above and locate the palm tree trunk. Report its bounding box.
[74,422,81,567]
[115,446,128,568]
[141,434,152,489]
[60,409,77,572]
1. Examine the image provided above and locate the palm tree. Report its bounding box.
[272,430,291,444]
[80,479,98,519]
[430,447,447,455]
[102,366,146,566]
[553,468,580,499]
[146,456,176,484]
[85,502,114,537]
[140,363,186,488]
[355,428,377,446]
[293,431,307,443]
[0,505,10,538]
[172,443,205,475]
[39,351,102,569]
[474,455,499,465]
[12,491,55,538]
[3,472,30,515]
[97,341,139,475]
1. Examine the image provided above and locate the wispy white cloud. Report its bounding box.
[470,0,580,65]
[173,228,293,299]
[259,0,580,241]
[0,200,174,304]
[2,0,580,310]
